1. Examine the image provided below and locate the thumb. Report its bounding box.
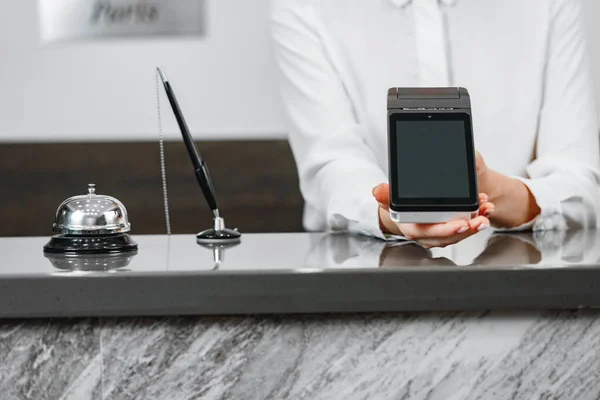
[372,183,389,210]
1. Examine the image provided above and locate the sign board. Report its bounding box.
[38,0,206,42]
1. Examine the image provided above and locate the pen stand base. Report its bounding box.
[196,216,241,245]
[196,227,241,245]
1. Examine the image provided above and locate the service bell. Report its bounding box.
[43,184,138,254]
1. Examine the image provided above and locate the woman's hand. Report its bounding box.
[474,151,541,228]
[372,184,495,249]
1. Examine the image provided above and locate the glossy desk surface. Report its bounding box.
[3,228,599,274]
[2,230,600,399]
[2,229,600,318]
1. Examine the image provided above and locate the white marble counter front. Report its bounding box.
[1,310,599,399]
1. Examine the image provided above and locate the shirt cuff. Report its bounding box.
[346,195,409,242]
[496,176,567,232]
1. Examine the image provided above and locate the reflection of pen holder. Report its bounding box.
[197,217,241,269]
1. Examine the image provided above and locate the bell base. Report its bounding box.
[196,228,241,245]
[43,233,138,255]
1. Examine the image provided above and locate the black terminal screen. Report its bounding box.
[388,112,477,208]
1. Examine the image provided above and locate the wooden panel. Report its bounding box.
[0,140,304,237]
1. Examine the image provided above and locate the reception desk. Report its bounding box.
[2,230,600,398]
[2,230,600,317]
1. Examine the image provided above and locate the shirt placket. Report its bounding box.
[412,0,451,87]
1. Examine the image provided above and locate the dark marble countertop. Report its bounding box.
[2,230,600,399]
[2,230,600,317]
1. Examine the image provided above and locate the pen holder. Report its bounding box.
[196,216,241,245]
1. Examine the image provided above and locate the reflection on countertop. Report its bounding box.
[45,251,137,273]
[305,229,600,270]
[3,229,600,275]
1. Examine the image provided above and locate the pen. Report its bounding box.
[157,67,220,218]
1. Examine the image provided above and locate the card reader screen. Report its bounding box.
[389,112,477,208]
[390,113,476,204]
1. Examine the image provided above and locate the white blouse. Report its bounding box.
[270,0,600,239]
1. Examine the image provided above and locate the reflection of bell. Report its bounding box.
[45,251,136,272]
[43,183,138,254]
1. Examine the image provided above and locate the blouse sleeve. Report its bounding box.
[270,0,391,239]
[513,0,600,231]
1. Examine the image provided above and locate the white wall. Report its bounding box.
[1,0,600,143]
[0,0,285,142]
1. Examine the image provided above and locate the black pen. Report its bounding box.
[157,67,220,218]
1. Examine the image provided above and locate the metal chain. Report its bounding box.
[156,69,172,235]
